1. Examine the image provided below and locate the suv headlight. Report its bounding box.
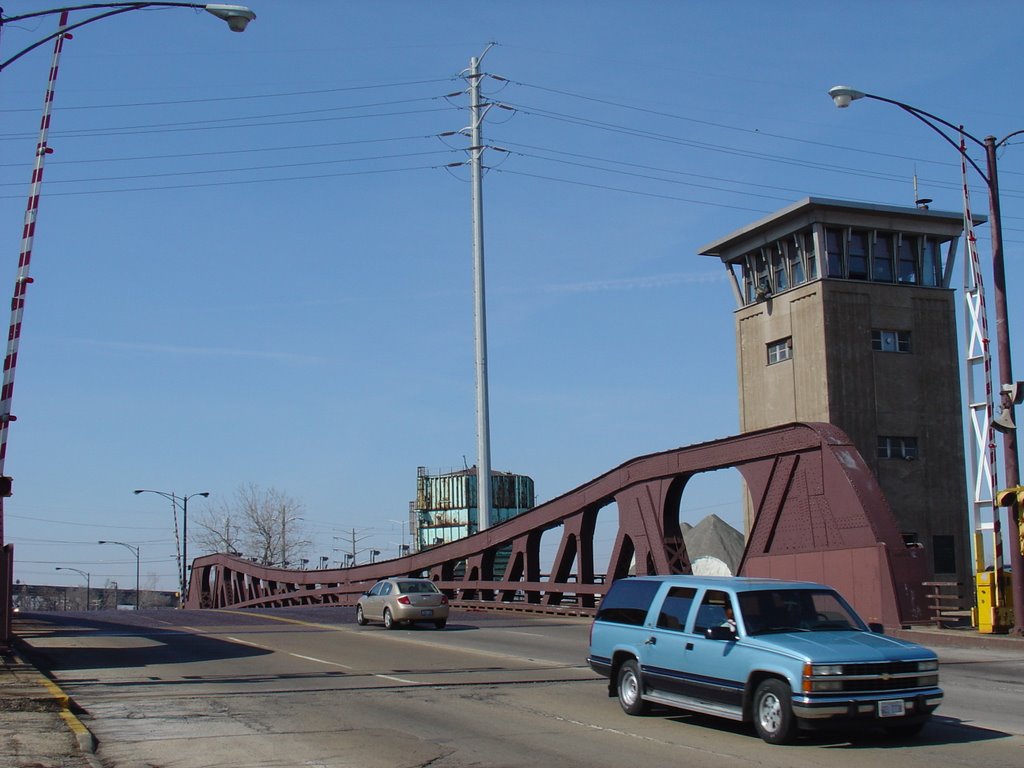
[917,660,938,672]
[810,664,844,676]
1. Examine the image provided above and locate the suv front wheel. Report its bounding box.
[752,679,796,744]
[617,659,649,715]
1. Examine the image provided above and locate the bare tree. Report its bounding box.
[192,499,246,557]
[193,483,308,566]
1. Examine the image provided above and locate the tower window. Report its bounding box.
[932,534,956,574]
[872,233,895,282]
[872,329,911,353]
[767,337,792,365]
[878,436,918,460]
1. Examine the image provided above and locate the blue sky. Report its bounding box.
[3,0,1022,591]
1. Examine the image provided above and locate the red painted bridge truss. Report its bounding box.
[187,422,931,626]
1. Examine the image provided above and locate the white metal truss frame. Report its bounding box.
[961,135,1003,582]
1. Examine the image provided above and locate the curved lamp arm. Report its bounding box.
[828,85,989,183]
[0,3,255,72]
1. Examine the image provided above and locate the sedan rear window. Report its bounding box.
[397,581,440,594]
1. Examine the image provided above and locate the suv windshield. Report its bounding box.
[736,588,866,635]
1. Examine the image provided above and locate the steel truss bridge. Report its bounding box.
[188,422,931,627]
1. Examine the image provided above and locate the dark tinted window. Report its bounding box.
[596,579,661,626]
[656,586,697,631]
[398,580,439,594]
[693,589,732,634]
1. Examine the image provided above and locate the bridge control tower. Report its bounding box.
[699,197,973,585]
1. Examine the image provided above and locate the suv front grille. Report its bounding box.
[824,661,935,693]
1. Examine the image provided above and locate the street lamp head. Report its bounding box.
[198,492,210,498]
[98,540,107,544]
[204,4,256,32]
[828,85,866,109]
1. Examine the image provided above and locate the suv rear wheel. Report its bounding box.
[617,659,649,715]
[752,679,796,744]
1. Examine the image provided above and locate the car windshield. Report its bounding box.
[736,589,867,635]
[397,581,439,594]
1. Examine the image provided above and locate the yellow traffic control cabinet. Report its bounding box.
[975,570,1014,633]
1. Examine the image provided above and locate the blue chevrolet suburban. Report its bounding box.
[587,575,942,743]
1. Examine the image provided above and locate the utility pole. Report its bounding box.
[467,45,494,532]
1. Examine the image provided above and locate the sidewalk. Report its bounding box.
[891,622,1024,650]
[0,637,98,768]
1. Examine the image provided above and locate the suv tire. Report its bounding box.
[752,679,796,744]
[617,659,649,715]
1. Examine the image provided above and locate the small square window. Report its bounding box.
[878,436,919,460]
[767,338,792,365]
[872,329,911,353]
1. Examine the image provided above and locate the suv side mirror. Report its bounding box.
[868,622,885,635]
[704,625,737,641]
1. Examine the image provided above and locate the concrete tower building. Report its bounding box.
[699,198,974,584]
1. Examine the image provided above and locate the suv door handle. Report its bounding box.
[685,642,694,651]
[644,636,657,645]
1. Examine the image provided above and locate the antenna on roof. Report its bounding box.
[913,169,932,209]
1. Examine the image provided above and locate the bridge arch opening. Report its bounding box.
[670,467,747,576]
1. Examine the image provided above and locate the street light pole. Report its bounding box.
[828,86,1024,635]
[134,490,209,606]
[98,540,139,610]
[55,566,90,610]
[0,0,255,647]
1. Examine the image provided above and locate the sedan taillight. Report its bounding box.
[397,596,411,605]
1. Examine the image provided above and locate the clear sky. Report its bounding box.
[3,1,1022,592]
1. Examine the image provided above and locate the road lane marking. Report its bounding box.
[214,609,343,632]
[376,674,417,684]
[227,635,274,650]
[216,609,581,671]
[290,653,352,669]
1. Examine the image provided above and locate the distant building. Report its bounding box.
[699,197,972,584]
[411,466,535,552]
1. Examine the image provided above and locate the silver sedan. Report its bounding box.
[356,577,450,629]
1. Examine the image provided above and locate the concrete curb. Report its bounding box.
[9,645,103,768]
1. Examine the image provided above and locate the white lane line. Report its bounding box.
[376,674,417,684]
[227,636,274,650]
[290,653,353,669]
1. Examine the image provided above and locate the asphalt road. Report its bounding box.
[17,607,1024,768]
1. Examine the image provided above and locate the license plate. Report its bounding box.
[420,609,434,617]
[878,699,906,718]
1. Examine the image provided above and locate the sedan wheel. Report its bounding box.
[355,605,367,626]
[383,608,396,630]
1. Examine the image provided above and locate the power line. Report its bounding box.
[0,77,458,114]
